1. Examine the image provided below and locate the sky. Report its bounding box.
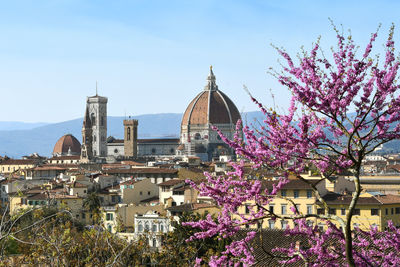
[1,0,400,122]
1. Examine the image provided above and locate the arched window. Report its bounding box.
[91,113,96,125]
[127,127,131,141]
[152,224,157,232]
[145,222,150,231]
[160,224,164,232]
[138,223,143,232]
[152,238,157,247]
[151,148,156,154]
[101,116,104,126]
[107,224,112,232]
[194,133,201,140]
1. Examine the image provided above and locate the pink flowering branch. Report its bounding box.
[184,23,400,266]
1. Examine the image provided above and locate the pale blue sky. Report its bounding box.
[1,0,399,122]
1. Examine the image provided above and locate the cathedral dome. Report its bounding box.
[181,67,241,126]
[53,134,81,156]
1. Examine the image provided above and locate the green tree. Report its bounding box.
[83,192,101,224]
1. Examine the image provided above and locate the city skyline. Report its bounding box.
[1,0,400,122]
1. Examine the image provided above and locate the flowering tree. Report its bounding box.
[185,23,400,266]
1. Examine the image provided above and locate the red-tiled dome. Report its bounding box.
[53,134,81,156]
[181,67,241,126]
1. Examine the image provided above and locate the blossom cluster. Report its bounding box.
[185,24,400,266]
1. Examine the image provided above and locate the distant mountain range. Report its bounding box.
[1,111,398,158]
[0,112,265,158]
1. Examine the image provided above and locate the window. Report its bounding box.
[307,205,312,215]
[317,208,325,215]
[91,113,95,125]
[101,116,104,126]
[353,209,360,216]
[152,238,157,247]
[114,149,118,153]
[194,133,201,140]
[328,208,336,215]
[151,148,156,154]
[370,209,379,216]
[269,205,274,214]
[160,224,164,232]
[127,127,131,141]
[82,213,86,219]
[396,208,400,214]
[294,190,299,198]
[269,220,275,229]
[281,190,287,197]
[138,223,143,232]
[386,208,388,215]
[140,191,143,195]
[281,220,288,229]
[295,204,300,213]
[145,222,150,231]
[307,190,312,198]
[107,224,112,232]
[281,205,287,215]
[170,148,175,154]
[148,191,151,195]
[392,208,394,215]
[341,208,346,215]
[152,224,157,232]
[245,205,251,214]
[106,213,113,221]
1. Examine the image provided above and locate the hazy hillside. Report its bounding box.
[0,113,184,158]
[1,111,398,158]
[0,122,49,131]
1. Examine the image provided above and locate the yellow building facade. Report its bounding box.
[239,179,400,232]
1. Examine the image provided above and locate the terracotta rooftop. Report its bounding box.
[104,168,178,175]
[158,179,185,186]
[181,68,241,127]
[262,179,322,191]
[53,134,81,155]
[320,193,400,205]
[31,166,67,171]
[0,159,37,165]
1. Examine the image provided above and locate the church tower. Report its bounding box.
[123,119,138,158]
[81,107,93,161]
[81,88,108,160]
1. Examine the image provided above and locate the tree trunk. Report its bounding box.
[345,171,361,267]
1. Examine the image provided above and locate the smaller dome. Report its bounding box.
[53,134,81,156]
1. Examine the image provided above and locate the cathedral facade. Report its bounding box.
[80,67,241,162]
[178,66,241,161]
